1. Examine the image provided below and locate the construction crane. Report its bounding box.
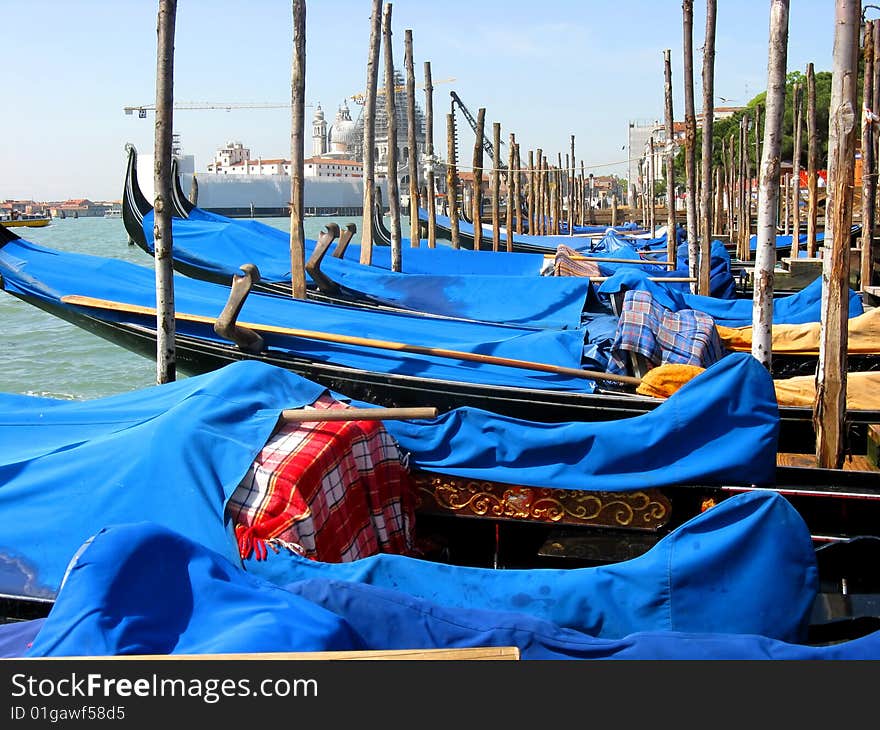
[449,90,504,169]
[349,77,456,105]
[123,102,313,118]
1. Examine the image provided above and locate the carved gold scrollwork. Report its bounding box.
[411,473,671,531]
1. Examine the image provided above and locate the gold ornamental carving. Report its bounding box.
[411,472,670,531]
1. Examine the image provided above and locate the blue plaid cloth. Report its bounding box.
[608,289,726,375]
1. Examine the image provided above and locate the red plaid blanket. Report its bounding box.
[227,394,417,563]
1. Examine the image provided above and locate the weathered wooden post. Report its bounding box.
[648,137,656,234]
[699,0,717,295]
[289,0,308,300]
[190,174,199,207]
[535,148,544,234]
[791,83,803,258]
[527,150,535,234]
[506,133,515,252]
[360,0,382,265]
[782,172,790,236]
[579,160,586,226]
[514,143,523,236]
[752,0,790,371]
[446,112,460,248]
[739,114,751,261]
[806,62,819,258]
[663,48,677,264]
[861,20,876,290]
[491,121,501,252]
[382,3,402,270]
[153,0,177,384]
[713,166,724,235]
[569,136,575,236]
[471,107,485,249]
[611,192,618,227]
[404,28,419,247]
[682,0,699,291]
[815,0,860,469]
[423,61,436,248]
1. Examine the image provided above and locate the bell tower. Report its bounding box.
[312,103,327,156]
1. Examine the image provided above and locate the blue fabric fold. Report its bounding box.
[19,491,844,658]
[376,353,779,491]
[599,269,863,326]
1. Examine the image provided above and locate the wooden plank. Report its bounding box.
[777,452,879,472]
[33,647,521,661]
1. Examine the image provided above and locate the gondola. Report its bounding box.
[2,223,879,460]
[122,144,620,330]
[1,358,878,654]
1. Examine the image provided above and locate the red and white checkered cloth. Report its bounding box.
[227,394,417,563]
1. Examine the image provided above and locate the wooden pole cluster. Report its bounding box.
[569,136,576,236]
[359,0,382,264]
[404,28,419,248]
[423,61,436,247]
[153,0,178,384]
[699,0,717,296]
[382,3,402,270]
[751,0,790,370]
[815,0,860,469]
[682,0,699,291]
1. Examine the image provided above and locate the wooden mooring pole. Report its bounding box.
[699,0,717,296]
[423,61,436,247]
[806,62,819,258]
[682,0,699,291]
[663,48,677,265]
[404,28,420,248]
[154,0,177,384]
[791,82,803,259]
[359,0,382,265]
[861,20,876,291]
[491,121,501,252]
[751,0,790,371]
[382,3,402,270]
[446,112,460,248]
[471,107,485,250]
[815,0,859,469]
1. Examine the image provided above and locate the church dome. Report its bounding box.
[328,100,356,151]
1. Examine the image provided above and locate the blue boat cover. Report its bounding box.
[21,491,848,658]
[144,208,547,278]
[377,353,779,491]
[0,237,606,390]
[599,269,864,326]
[0,354,778,602]
[141,210,597,328]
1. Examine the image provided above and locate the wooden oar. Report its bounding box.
[280,406,437,423]
[60,295,643,386]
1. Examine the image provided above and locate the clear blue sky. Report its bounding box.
[1,0,840,202]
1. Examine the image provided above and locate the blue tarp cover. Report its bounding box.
[19,491,855,658]
[0,354,778,602]
[0,237,603,390]
[146,208,547,278]
[599,269,864,326]
[378,353,779,491]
